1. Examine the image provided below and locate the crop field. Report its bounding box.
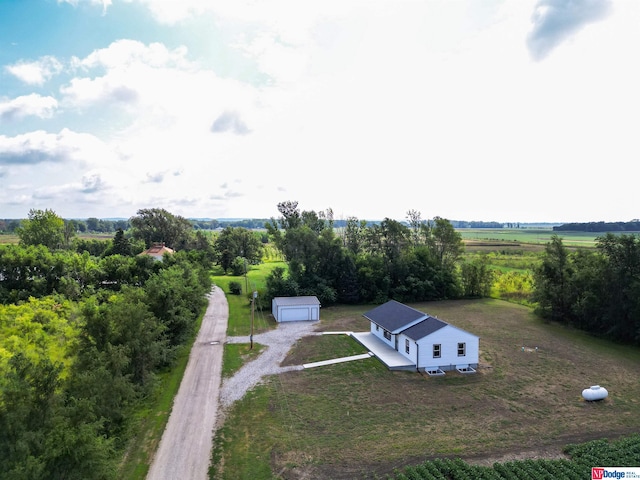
[391,433,640,479]
[457,228,607,249]
[213,298,640,479]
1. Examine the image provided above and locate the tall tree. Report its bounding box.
[342,216,367,255]
[16,209,65,249]
[460,257,494,298]
[129,208,193,249]
[406,209,423,246]
[109,228,132,256]
[533,235,574,322]
[276,200,301,230]
[426,216,464,267]
[212,227,263,273]
[597,233,640,342]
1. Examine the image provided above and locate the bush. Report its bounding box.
[231,257,246,276]
[228,281,242,295]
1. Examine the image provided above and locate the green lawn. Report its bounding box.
[211,298,640,479]
[211,261,286,336]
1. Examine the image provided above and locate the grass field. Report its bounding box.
[213,298,640,479]
[458,228,622,249]
[212,261,285,336]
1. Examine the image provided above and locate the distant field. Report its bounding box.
[0,234,18,244]
[458,228,606,248]
[0,233,113,245]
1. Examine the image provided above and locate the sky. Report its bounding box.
[0,0,638,223]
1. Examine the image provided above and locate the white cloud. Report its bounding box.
[60,75,139,108]
[0,94,58,122]
[5,56,63,86]
[76,39,190,70]
[0,128,113,166]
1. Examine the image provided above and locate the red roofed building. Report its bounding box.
[139,242,175,261]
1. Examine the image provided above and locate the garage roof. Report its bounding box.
[273,296,321,306]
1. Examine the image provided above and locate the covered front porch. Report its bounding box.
[350,332,415,371]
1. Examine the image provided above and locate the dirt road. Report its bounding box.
[146,286,228,480]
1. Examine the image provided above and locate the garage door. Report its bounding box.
[280,307,310,322]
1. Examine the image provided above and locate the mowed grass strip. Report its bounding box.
[214,298,640,479]
[212,262,285,336]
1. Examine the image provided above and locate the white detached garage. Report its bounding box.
[272,296,321,322]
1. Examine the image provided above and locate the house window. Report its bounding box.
[458,342,466,356]
[376,324,379,331]
[433,344,441,358]
[405,339,410,354]
[384,330,391,341]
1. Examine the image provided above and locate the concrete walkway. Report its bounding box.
[303,351,374,368]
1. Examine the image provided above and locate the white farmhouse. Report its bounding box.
[272,296,321,322]
[363,300,479,374]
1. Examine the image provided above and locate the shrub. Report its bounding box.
[228,281,242,295]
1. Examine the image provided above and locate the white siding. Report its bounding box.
[397,334,418,364]
[370,322,396,349]
[415,325,479,371]
[272,297,320,322]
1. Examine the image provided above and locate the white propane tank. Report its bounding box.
[582,385,608,401]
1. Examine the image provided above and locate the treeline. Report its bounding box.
[0,217,272,234]
[450,220,505,228]
[554,221,640,232]
[0,209,214,479]
[534,234,640,345]
[260,202,493,307]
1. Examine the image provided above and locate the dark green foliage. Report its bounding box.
[129,208,193,249]
[265,266,300,299]
[229,281,243,295]
[0,226,213,477]
[231,256,247,276]
[0,244,63,302]
[0,245,166,301]
[0,354,116,480]
[107,228,133,256]
[533,233,640,344]
[554,220,640,232]
[212,226,263,273]
[74,237,111,256]
[143,258,210,347]
[461,256,494,298]
[388,434,640,479]
[265,203,465,305]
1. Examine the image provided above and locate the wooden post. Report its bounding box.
[250,291,257,349]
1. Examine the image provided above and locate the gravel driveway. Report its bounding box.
[219,321,319,408]
[147,289,318,480]
[146,286,228,480]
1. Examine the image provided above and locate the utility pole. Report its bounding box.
[244,257,248,294]
[250,291,257,349]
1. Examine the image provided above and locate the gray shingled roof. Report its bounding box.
[402,316,447,340]
[362,300,427,333]
[273,296,320,306]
